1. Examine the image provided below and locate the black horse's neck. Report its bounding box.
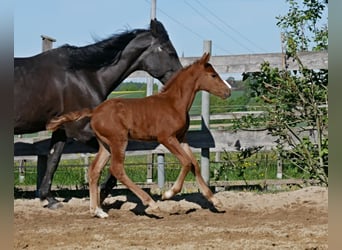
[62,30,153,98]
[96,31,154,96]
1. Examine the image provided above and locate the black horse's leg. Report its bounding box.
[86,138,118,204]
[100,174,118,203]
[39,129,66,209]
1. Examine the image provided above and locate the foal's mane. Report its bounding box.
[63,29,146,70]
[159,59,209,93]
[159,64,192,93]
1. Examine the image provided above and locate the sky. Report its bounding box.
[14,0,292,58]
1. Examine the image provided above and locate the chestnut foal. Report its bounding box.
[47,53,231,218]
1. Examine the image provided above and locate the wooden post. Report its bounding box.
[201,40,212,185]
[157,153,165,189]
[150,0,156,20]
[19,159,26,183]
[146,76,154,96]
[83,154,89,184]
[146,154,153,183]
[277,152,283,179]
[215,151,221,162]
[41,35,56,52]
[145,78,156,184]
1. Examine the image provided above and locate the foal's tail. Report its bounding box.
[46,108,93,131]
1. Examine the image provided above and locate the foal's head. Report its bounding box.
[193,53,231,99]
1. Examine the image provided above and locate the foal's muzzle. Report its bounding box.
[222,80,232,98]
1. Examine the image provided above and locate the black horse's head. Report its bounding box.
[136,19,182,84]
[64,19,181,85]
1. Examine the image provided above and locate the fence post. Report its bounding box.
[157,153,165,189]
[146,76,154,96]
[201,40,212,185]
[215,151,221,162]
[83,154,89,184]
[146,77,155,184]
[41,35,56,52]
[277,152,283,179]
[146,153,153,183]
[146,76,166,187]
[150,0,156,20]
[19,159,26,183]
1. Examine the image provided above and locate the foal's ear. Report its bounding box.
[199,52,210,64]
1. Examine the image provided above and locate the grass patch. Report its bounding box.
[14,151,309,189]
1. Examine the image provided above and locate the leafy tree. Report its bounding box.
[238,0,328,185]
[276,0,328,54]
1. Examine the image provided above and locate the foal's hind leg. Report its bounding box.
[88,141,110,218]
[108,141,158,213]
[86,137,118,204]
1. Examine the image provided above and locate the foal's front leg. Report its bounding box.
[160,138,194,199]
[161,138,224,210]
[181,143,224,210]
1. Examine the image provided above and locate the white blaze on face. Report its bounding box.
[223,80,232,89]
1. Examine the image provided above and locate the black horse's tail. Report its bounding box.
[46,108,93,131]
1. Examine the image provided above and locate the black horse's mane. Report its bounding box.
[62,29,147,70]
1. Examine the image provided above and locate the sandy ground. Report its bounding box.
[14,186,327,250]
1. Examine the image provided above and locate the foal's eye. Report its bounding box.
[211,74,217,78]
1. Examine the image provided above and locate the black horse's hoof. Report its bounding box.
[44,197,63,210]
[100,188,110,205]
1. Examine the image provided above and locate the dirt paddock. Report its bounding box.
[14,186,328,249]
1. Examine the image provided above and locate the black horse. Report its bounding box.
[14,19,182,208]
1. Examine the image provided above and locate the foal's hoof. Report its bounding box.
[162,190,175,200]
[145,203,164,217]
[212,197,225,212]
[93,207,109,218]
